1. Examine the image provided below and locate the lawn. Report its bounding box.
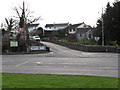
[59,39,68,43]
[2,73,118,88]
[77,39,92,44]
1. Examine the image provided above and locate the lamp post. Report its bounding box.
[102,7,105,46]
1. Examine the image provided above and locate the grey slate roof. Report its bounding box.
[45,23,69,28]
[29,24,39,27]
[75,28,96,34]
[45,24,53,27]
[76,28,90,34]
[65,23,83,30]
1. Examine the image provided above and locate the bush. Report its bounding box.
[109,41,118,46]
[2,34,10,53]
[2,34,27,53]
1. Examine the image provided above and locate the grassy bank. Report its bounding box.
[2,73,118,88]
[2,51,49,55]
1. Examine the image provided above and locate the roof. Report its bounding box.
[29,24,39,27]
[65,23,84,30]
[45,23,69,28]
[75,28,96,34]
[75,28,90,34]
[45,24,53,27]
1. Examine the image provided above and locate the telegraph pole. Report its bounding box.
[102,7,105,46]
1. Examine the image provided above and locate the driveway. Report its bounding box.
[2,41,119,77]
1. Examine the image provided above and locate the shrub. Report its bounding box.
[2,34,10,53]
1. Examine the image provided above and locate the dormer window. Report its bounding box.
[69,29,72,32]
[73,29,76,32]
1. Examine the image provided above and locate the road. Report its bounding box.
[2,41,119,77]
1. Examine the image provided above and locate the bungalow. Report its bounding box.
[44,23,70,31]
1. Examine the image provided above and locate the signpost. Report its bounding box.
[10,40,18,47]
[94,37,100,45]
[27,46,47,52]
[94,37,100,42]
[18,28,24,34]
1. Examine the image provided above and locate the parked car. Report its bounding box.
[32,36,41,41]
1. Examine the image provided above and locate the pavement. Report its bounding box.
[2,41,119,77]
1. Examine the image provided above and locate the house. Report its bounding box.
[65,22,95,40]
[27,24,40,36]
[28,24,39,32]
[66,22,92,34]
[75,28,95,40]
[44,23,70,31]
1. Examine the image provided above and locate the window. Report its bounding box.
[69,29,72,32]
[73,29,76,32]
[89,34,91,38]
[80,34,82,37]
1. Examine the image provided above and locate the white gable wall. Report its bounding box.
[69,29,76,34]
[77,23,86,28]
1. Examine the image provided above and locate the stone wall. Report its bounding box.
[44,39,117,53]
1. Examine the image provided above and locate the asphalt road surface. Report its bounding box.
[2,41,119,77]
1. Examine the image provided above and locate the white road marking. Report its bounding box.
[36,62,42,64]
[16,61,30,67]
[43,63,73,65]
[60,63,73,64]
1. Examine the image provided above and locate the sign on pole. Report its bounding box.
[94,37,100,42]
[18,28,24,34]
[10,40,18,47]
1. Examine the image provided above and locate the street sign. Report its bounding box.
[27,46,47,52]
[94,37,100,42]
[18,28,24,34]
[10,40,18,47]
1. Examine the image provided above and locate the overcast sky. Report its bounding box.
[0,0,116,27]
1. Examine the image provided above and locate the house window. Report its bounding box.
[89,34,91,38]
[69,29,72,32]
[73,29,76,32]
[79,34,82,37]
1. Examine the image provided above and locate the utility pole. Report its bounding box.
[23,1,26,40]
[102,7,105,46]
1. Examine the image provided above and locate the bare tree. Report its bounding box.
[12,1,41,45]
[5,18,15,33]
[12,1,41,28]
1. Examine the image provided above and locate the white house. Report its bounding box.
[67,22,92,34]
[66,22,95,40]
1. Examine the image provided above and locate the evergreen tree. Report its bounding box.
[95,1,120,45]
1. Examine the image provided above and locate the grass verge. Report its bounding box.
[2,51,49,55]
[2,73,119,88]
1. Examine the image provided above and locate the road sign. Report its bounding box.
[94,37,100,42]
[18,28,24,34]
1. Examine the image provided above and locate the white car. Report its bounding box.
[32,36,41,41]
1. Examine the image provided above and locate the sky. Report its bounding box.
[0,0,116,28]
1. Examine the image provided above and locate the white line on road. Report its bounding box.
[43,63,73,65]
[60,63,73,64]
[16,61,30,67]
